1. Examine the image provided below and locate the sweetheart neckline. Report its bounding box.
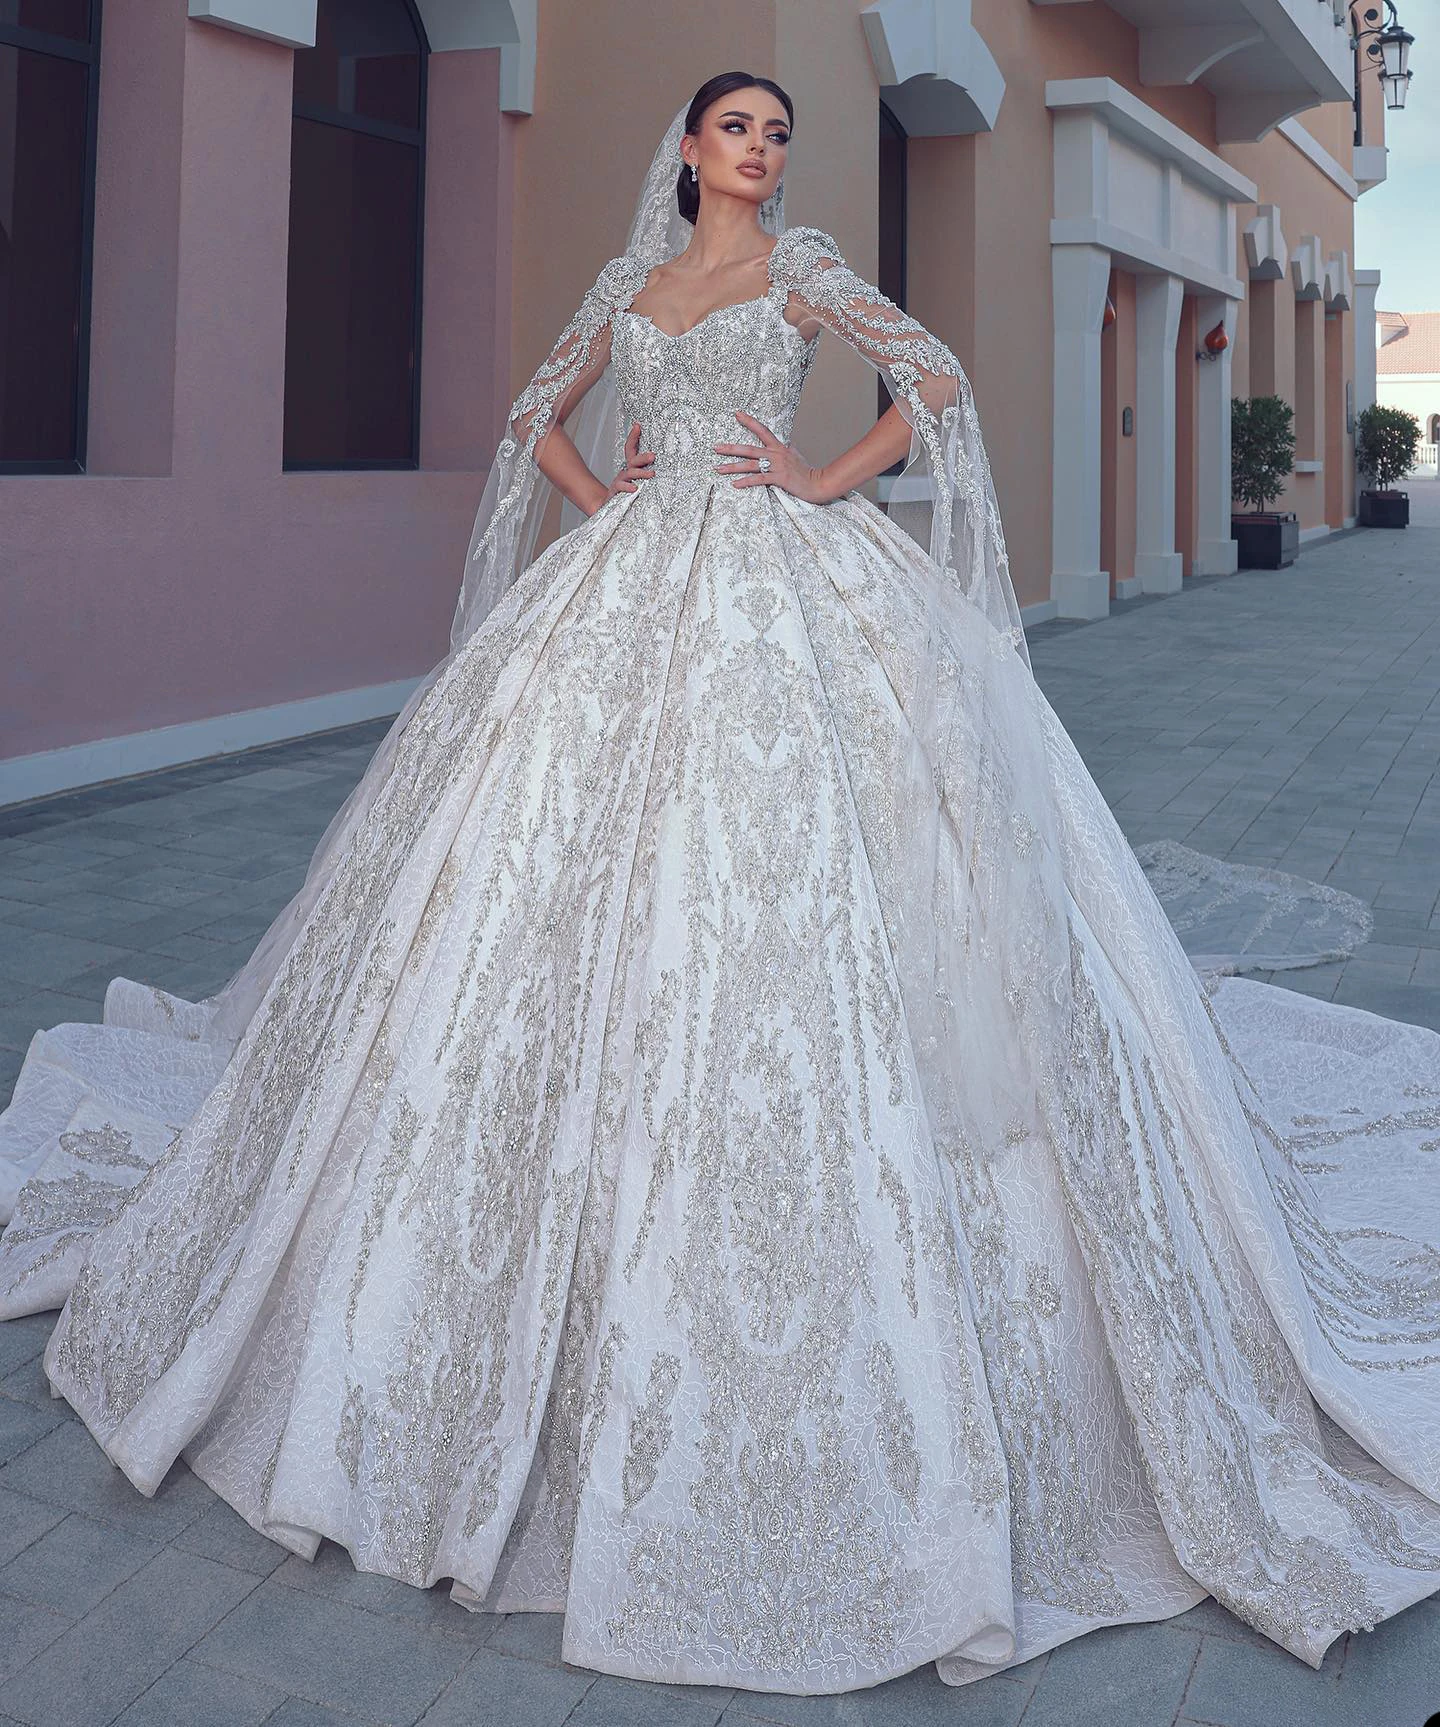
[617,291,816,346]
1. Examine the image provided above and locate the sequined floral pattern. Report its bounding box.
[2,233,1440,1700]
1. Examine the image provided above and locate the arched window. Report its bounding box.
[878,98,907,460]
[0,0,101,472]
[284,0,428,469]
[1428,413,1439,444]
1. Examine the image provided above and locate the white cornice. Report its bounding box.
[1046,78,1258,203]
[1049,218,1245,300]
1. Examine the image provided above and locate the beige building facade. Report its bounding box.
[507,0,1390,622]
[0,0,1398,801]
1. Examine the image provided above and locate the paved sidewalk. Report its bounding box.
[1,493,1439,1724]
[1030,477,1440,1034]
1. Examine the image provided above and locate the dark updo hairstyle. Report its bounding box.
[677,71,794,226]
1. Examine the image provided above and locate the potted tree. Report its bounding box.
[1231,395,1298,569]
[1356,404,1421,528]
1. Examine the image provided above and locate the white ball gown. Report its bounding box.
[2,221,1440,1699]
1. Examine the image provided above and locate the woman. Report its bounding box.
[1,70,1439,1698]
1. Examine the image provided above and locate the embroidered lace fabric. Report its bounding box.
[1132,839,1376,975]
[2,244,1440,1698]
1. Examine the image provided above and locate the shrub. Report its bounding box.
[1231,396,1296,514]
[1356,404,1422,493]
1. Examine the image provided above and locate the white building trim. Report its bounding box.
[1324,250,1352,312]
[1134,274,1185,594]
[1243,205,1288,281]
[1034,0,1352,141]
[1045,79,1257,617]
[1276,117,1359,201]
[189,0,537,110]
[1046,80,1259,204]
[1049,244,1112,620]
[1354,268,1381,416]
[1048,220,1244,301]
[1291,233,1325,300]
[1353,144,1388,193]
[875,475,935,505]
[861,0,1005,135]
[0,680,425,810]
[1194,295,1239,576]
[188,0,316,48]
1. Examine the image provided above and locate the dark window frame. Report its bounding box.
[283,0,430,473]
[0,4,104,475]
[877,96,907,468]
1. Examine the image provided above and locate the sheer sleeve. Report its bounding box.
[448,252,646,652]
[506,254,643,457]
[770,227,964,453]
[768,226,1018,656]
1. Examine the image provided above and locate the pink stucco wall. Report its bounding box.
[3,19,512,765]
[6,0,1371,773]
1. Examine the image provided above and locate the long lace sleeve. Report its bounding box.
[506,253,646,457]
[769,227,964,457]
[767,225,1021,659]
[448,253,646,653]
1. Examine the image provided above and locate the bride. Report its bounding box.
[2,69,1440,1697]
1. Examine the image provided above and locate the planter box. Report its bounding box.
[1232,512,1299,570]
[1358,490,1410,528]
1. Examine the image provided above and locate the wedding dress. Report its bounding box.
[3,111,1440,1702]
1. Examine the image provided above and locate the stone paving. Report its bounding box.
[1,489,1440,1724]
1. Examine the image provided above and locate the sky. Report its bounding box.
[1354,13,1439,314]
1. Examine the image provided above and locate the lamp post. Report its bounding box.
[1350,0,1415,140]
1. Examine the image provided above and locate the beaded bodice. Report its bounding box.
[610,288,819,506]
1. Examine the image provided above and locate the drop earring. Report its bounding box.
[689,163,698,182]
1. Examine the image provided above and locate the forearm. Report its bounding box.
[815,403,915,502]
[532,422,609,517]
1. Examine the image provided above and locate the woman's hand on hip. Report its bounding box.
[599,422,655,507]
[713,411,837,504]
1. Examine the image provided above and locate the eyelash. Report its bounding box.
[721,120,789,144]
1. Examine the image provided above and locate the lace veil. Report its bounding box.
[447,104,783,652]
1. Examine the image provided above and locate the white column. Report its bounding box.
[1051,243,1112,619]
[1193,293,1240,576]
[1354,268,1381,414]
[1133,273,1184,595]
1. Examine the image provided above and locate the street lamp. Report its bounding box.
[1351,1,1415,112]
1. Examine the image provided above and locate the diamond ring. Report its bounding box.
[756,455,772,473]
